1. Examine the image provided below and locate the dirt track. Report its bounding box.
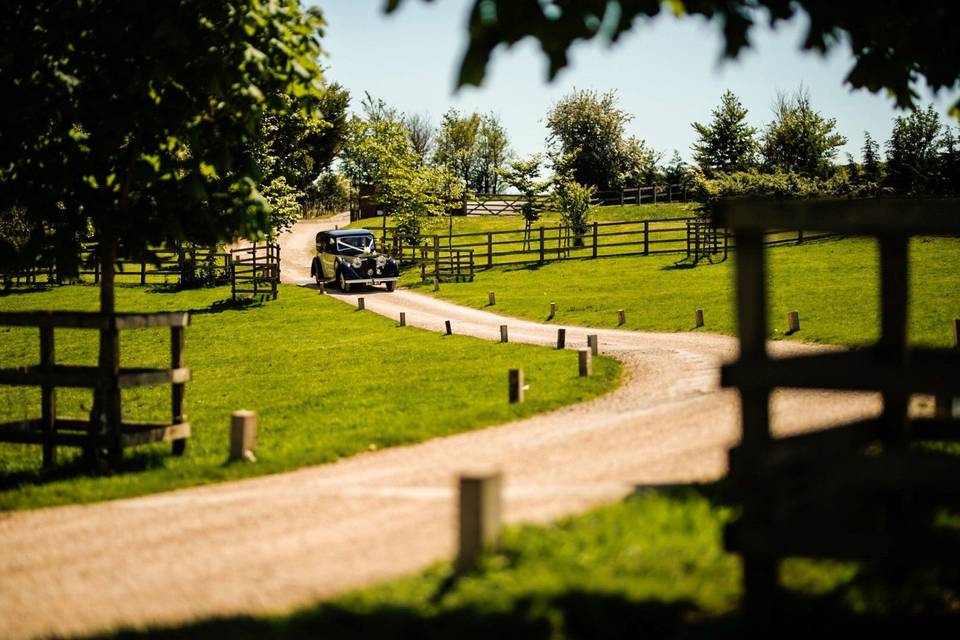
[0,215,881,639]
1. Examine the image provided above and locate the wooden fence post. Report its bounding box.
[587,334,598,356]
[488,291,496,306]
[456,472,502,572]
[578,349,592,377]
[557,328,566,349]
[508,368,524,403]
[433,234,440,283]
[620,188,624,206]
[797,229,804,245]
[500,324,508,343]
[643,221,649,255]
[357,297,365,311]
[618,309,626,326]
[229,410,257,462]
[140,260,147,285]
[787,311,800,334]
[171,325,187,456]
[487,232,493,268]
[399,312,406,327]
[40,326,56,468]
[539,227,545,263]
[653,185,658,204]
[592,222,599,258]
[695,309,704,328]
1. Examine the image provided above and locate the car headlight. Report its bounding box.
[351,257,362,269]
[376,255,387,268]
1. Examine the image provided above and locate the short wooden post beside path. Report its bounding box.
[456,471,502,572]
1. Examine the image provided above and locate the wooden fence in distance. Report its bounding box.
[230,243,280,301]
[591,183,690,206]
[1,246,231,289]
[379,216,834,273]
[0,311,191,467]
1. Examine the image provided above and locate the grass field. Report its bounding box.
[0,284,620,511]
[93,484,960,638]
[405,236,960,348]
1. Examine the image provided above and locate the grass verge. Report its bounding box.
[0,284,620,511]
[405,236,960,348]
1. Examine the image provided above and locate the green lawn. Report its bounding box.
[406,236,960,348]
[88,484,960,638]
[0,284,620,510]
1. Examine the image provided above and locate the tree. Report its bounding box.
[545,89,632,190]
[498,155,549,249]
[404,112,435,163]
[760,86,846,177]
[861,132,883,184]
[691,90,758,175]
[254,84,349,236]
[388,1,960,117]
[434,108,482,188]
[0,0,328,316]
[476,113,512,193]
[621,137,661,187]
[939,125,960,194]
[339,96,461,244]
[885,104,942,193]
[665,151,693,188]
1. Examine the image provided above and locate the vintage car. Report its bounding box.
[310,229,399,292]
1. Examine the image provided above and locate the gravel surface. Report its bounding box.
[0,215,880,639]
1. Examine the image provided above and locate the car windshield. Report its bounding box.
[336,235,376,255]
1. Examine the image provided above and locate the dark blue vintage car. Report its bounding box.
[310,229,399,292]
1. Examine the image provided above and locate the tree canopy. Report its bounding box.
[691,90,758,175]
[1,0,329,291]
[760,86,846,177]
[386,1,960,116]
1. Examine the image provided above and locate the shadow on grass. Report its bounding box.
[0,449,168,493]
[82,483,960,640]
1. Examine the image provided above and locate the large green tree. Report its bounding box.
[434,108,482,188]
[387,1,960,117]
[760,87,846,177]
[545,89,634,190]
[0,0,328,314]
[885,104,943,194]
[691,90,758,175]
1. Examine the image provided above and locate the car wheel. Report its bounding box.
[338,269,351,293]
[385,281,396,292]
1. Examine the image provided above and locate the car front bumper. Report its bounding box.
[343,277,400,285]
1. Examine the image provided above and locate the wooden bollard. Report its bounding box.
[456,472,502,572]
[578,349,592,377]
[357,297,365,310]
[787,310,800,334]
[617,309,626,326]
[557,328,566,349]
[399,312,406,327]
[488,291,496,306]
[587,334,598,356]
[695,309,704,328]
[549,301,556,319]
[500,324,508,343]
[433,277,440,292]
[229,410,257,462]
[445,320,452,335]
[508,369,524,403]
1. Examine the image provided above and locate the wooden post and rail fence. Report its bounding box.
[716,197,960,627]
[378,214,836,282]
[0,311,192,468]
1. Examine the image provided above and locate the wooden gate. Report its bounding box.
[230,243,280,301]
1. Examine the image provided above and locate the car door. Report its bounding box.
[320,235,338,278]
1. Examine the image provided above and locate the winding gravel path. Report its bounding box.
[0,216,880,639]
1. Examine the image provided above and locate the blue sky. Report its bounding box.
[316,0,959,164]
